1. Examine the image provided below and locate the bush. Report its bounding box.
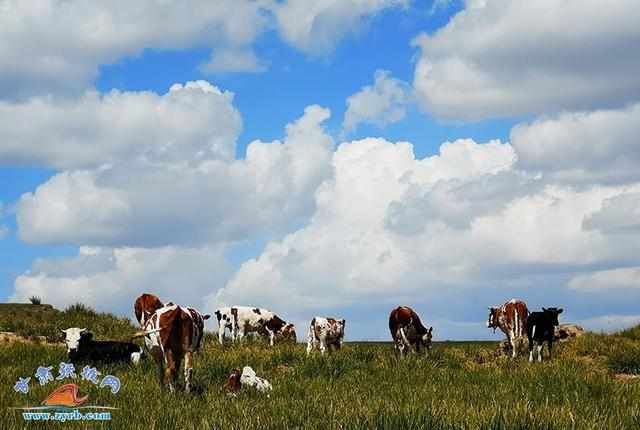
[28,296,41,305]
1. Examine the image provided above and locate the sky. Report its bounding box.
[2,0,640,340]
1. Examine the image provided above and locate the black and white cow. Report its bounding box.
[61,328,143,365]
[525,307,563,362]
[214,306,289,346]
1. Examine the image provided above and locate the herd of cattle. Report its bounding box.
[59,294,565,393]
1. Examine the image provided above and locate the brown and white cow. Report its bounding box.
[487,298,529,358]
[214,306,290,346]
[134,293,164,326]
[389,306,433,357]
[143,303,210,392]
[306,317,346,355]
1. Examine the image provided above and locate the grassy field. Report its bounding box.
[2,304,640,429]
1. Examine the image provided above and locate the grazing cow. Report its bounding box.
[143,304,210,392]
[61,328,143,365]
[526,307,563,362]
[487,299,529,358]
[134,293,164,326]
[306,317,346,355]
[214,306,289,346]
[388,306,433,357]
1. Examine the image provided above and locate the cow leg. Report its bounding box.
[536,343,544,362]
[164,350,176,393]
[510,333,518,358]
[306,328,315,355]
[218,325,225,345]
[528,325,535,363]
[156,359,165,391]
[184,351,193,393]
[547,337,553,360]
[265,327,275,347]
[319,339,327,355]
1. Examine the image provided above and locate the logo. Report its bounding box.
[11,362,121,422]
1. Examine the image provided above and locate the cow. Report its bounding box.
[224,366,272,394]
[306,317,346,355]
[487,299,529,358]
[61,328,143,365]
[526,307,563,363]
[388,306,433,357]
[143,303,210,392]
[134,293,164,326]
[214,306,289,346]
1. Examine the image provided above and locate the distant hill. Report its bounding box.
[0,302,137,342]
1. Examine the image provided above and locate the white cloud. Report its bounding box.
[0,1,269,99]
[412,0,640,120]
[16,103,334,247]
[11,245,230,316]
[0,81,242,169]
[274,0,409,54]
[583,192,640,234]
[569,268,640,292]
[200,49,267,74]
[343,70,412,132]
[576,314,640,333]
[511,104,640,184]
[210,136,640,338]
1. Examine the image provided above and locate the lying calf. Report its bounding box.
[62,328,143,365]
[224,366,272,394]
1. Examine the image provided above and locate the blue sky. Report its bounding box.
[2,1,640,340]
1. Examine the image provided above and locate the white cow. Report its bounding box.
[214,306,288,346]
[306,317,346,355]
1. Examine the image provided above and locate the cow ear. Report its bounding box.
[542,307,547,312]
[558,308,563,314]
[428,327,433,334]
[203,314,211,320]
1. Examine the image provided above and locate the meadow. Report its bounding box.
[2,304,640,429]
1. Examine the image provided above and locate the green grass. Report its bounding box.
[2,304,640,429]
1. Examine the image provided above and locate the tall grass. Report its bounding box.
[2,305,640,429]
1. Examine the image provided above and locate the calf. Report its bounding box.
[389,306,433,357]
[526,307,563,362]
[61,328,143,365]
[134,293,164,326]
[487,299,529,358]
[143,304,210,392]
[306,317,346,355]
[214,306,289,346]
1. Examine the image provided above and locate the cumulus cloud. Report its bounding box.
[343,70,412,133]
[583,192,640,234]
[512,104,640,185]
[0,1,270,99]
[274,0,409,54]
[412,0,640,120]
[0,81,242,169]
[16,103,334,247]
[11,245,230,316]
[211,136,640,338]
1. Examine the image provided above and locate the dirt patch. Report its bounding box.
[0,331,61,346]
[614,373,640,383]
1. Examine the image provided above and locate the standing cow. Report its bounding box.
[214,306,290,346]
[143,303,210,392]
[487,299,529,358]
[134,293,165,326]
[306,317,346,355]
[389,306,433,357]
[526,307,563,363]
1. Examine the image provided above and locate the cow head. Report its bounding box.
[224,369,242,393]
[422,326,433,349]
[542,307,563,326]
[487,307,499,331]
[278,323,297,343]
[61,327,89,353]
